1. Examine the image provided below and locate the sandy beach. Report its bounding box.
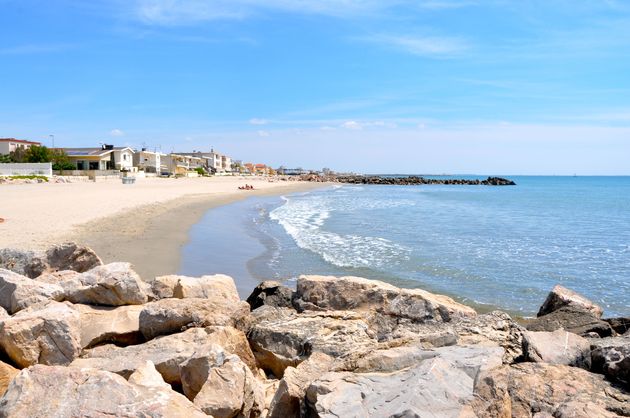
[0,176,328,280]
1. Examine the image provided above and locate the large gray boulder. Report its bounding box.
[71,326,256,385]
[0,249,48,278]
[0,242,101,278]
[0,269,64,314]
[526,306,613,337]
[522,329,591,368]
[180,345,265,418]
[0,364,207,417]
[0,301,81,368]
[305,345,503,418]
[139,297,250,340]
[469,362,630,417]
[248,306,377,378]
[538,284,604,318]
[246,280,295,310]
[62,262,149,306]
[75,304,144,348]
[591,336,630,386]
[295,275,476,328]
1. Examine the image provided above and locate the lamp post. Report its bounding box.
[49,134,55,148]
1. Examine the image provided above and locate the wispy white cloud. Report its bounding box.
[249,118,268,125]
[130,0,474,25]
[359,33,469,57]
[110,129,125,137]
[341,120,398,129]
[257,130,270,137]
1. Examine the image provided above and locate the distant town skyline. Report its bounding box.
[1,1,630,174]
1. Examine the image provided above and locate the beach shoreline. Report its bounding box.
[0,177,329,281]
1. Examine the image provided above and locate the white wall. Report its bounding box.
[0,163,52,177]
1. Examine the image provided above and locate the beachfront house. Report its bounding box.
[0,138,42,155]
[162,153,205,176]
[133,149,167,174]
[61,145,135,171]
[178,149,233,174]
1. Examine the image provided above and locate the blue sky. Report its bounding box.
[1,0,629,174]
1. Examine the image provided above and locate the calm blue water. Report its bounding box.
[180,176,630,317]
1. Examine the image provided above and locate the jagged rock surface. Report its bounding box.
[246,280,295,310]
[75,304,144,348]
[0,301,81,368]
[0,365,207,417]
[305,345,504,418]
[180,346,265,418]
[526,306,613,337]
[0,268,64,314]
[61,262,149,306]
[468,362,630,417]
[591,335,630,386]
[0,361,18,397]
[538,284,604,318]
[71,326,256,384]
[139,297,250,340]
[248,306,377,377]
[522,329,592,368]
[268,352,334,418]
[0,242,101,278]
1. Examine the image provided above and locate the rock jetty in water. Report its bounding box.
[0,243,628,417]
[334,175,516,186]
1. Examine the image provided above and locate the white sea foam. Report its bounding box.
[270,195,410,268]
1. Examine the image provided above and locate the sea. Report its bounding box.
[179,176,630,317]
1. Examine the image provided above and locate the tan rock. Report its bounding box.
[44,242,102,273]
[173,274,241,302]
[128,360,173,389]
[62,262,149,306]
[469,363,630,417]
[0,361,19,397]
[151,274,181,299]
[454,310,526,364]
[0,268,64,314]
[0,307,9,320]
[75,304,144,348]
[268,352,334,418]
[305,345,504,418]
[0,301,81,368]
[180,348,264,418]
[139,297,250,340]
[538,284,604,318]
[71,326,255,385]
[34,270,81,284]
[248,306,377,378]
[0,364,207,417]
[522,329,591,368]
[294,275,476,341]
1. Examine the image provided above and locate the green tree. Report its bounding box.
[50,149,75,170]
[8,145,28,163]
[0,154,11,163]
[24,145,51,163]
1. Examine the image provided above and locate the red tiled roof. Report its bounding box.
[0,138,41,145]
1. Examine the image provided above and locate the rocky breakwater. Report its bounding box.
[333,175,517,186]
[0,243,628,417]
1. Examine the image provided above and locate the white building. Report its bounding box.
[0,138,41,155]
[133,149,167,174]
[62,145,135,171]
[179,149,233,174]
